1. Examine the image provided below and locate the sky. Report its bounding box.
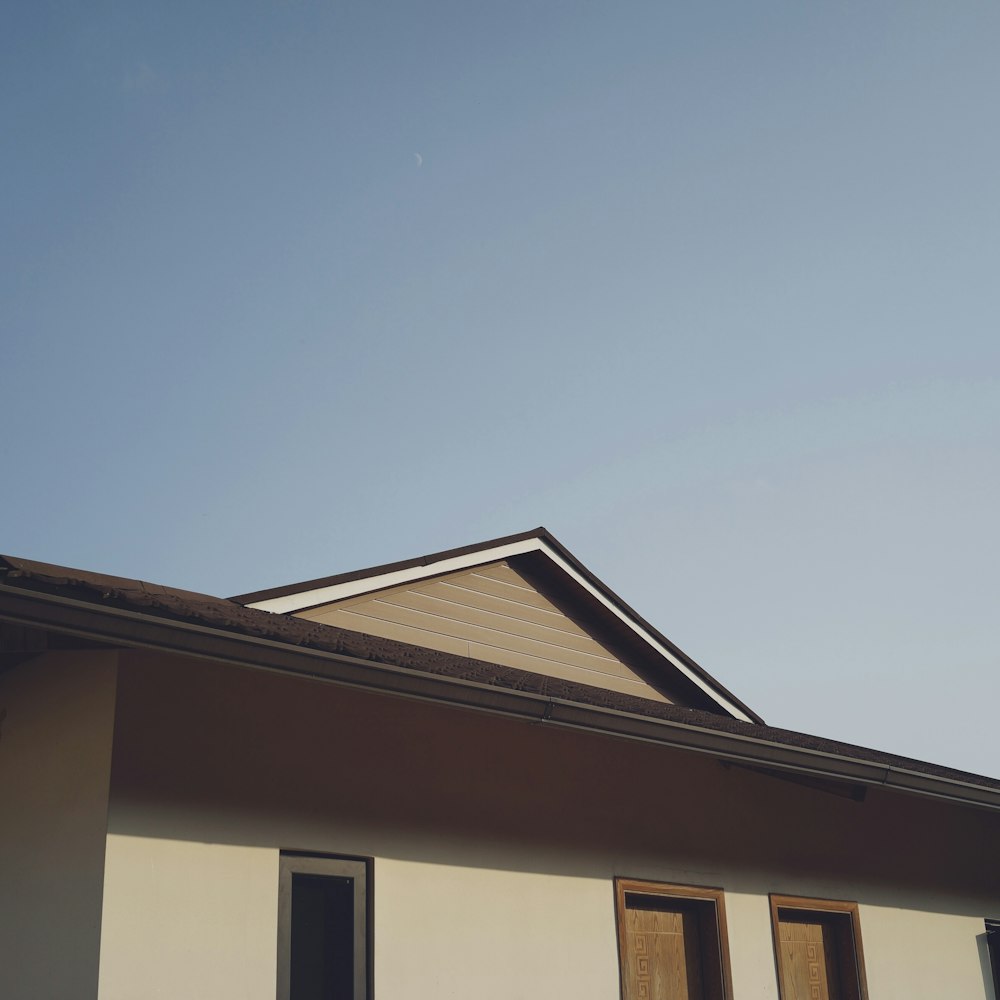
[4,1,999,777]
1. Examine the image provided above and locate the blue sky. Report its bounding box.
[4,1,999,776]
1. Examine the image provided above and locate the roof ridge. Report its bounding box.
[229,527,552,604]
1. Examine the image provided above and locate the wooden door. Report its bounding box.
[776,914,843,1000]
[622,902,705,1000]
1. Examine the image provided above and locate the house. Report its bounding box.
[1,527,998,1000]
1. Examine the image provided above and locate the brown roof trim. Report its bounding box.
[1,554,998,808]
[0,554,223,604]
[229,527,552,604]
[520,534,765,725]
[228,528,765,725]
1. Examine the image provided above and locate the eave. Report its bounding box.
[2,582,998,815]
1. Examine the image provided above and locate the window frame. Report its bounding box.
[614,877,735,1000]
[986,919,1000,1000]
[769,894,869,1000]
[277,852,372,1000]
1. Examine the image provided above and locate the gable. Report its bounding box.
[237,528,762,723]
[294,560,672,703]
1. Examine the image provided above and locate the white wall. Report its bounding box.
[97,836,278,1000]
[862,904,993,1000]
[97,843,621,1000]
[0,651,118,1000]
[96,652,1000,1000]
[374,860,620,1000]
[96,841,999,1000]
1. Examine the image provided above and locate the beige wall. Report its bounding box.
[296,560,671,702]
[0,651,118,1000]
[373,860,620,1000]
[861,904,991,999]
[97,836,277,1000]
[97,652,1000,1000]
[98,841,622,1000]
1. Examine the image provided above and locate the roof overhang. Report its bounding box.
[3,581,999,815]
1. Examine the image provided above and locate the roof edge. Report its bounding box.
[230,527,553,604]
[523,535,766,725]
[233,528,765,725]
[2,581,998,812]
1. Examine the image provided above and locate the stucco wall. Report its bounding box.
[97,835,278,1000]
[0,651,118,1000]
[861,904,993,999]
[97,652,1000,999]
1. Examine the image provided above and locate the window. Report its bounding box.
[987,919,1000,1000]
[769,895,869,1000]
[277,853,371,1000]
[614,878,734,1000]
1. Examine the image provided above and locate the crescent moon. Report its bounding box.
[414,153,423,168]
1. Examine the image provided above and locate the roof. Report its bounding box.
[231,528,554,606]
[2,550,999,812]
[232,528,764,724]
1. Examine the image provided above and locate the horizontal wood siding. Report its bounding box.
[296,561,669,702]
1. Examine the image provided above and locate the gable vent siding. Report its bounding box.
[295,562,670,703]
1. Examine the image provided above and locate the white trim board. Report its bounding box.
[246,538,755,724]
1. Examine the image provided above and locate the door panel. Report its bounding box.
[623,904,705,1000]
[777,916,842,1000]
[770,896,866,1000]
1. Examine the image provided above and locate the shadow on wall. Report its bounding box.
[107,650,1000,917]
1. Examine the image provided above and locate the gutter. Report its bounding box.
[2,583,999,814]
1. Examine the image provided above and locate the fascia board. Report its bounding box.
[245,536,546,613]
[535,541,755,723]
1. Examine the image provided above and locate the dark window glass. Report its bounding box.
[290,874,355,1000]
[987,919,1000,1000]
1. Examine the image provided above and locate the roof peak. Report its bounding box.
[233,528,764,726]
[230,527,555,605]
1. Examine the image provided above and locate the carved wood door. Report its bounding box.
[622,904,705,1000]
[776,915,843,1000]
